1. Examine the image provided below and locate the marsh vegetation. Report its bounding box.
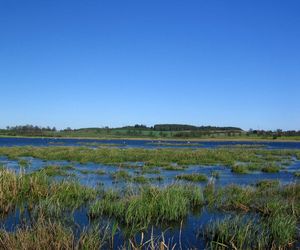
[0,145,299,249]
[0,146,299,170]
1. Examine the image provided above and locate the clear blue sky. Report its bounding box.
[1,0,299,130]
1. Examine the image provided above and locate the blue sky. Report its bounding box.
[0,0,299,130]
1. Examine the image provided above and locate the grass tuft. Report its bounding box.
[231,164,249,174]
[176,173,208,182]
[90,184,203,233]
[261,164,281,173]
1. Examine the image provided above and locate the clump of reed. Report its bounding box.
[141,165,160,174]
[204,212,297,249]
[79,169,106,175]
[36,165,73,177]
[162,164,186,171]
[204,215,266,249]
[110,170,151,184]
[0,168,97,217]
[205,184,255,211]
[256,179,280,189]
[0,168,50,214]
[0,216,108,250]
[61,165,76,170]
[90,184,203,233]
[18,158,29,168]
[205,182,299,215]
[246,162,261,171]
[111,170,132,181]
[176,173,208,182]
[261,163,281,173]
[132,175,149,184]
[231,164,249,174]
[203,181,300,248]
[47,181,97,210]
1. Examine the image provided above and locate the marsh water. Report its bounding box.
[1,136,300,149]
[1,137,300,249]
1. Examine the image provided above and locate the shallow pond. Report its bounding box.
[1,156,299,189]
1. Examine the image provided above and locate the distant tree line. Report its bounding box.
[247,129,300,138]
[1,124,299,139]
[121,124,150,130]
[120,124,243,132]
[153,124,242,131]
[4,125,56,136]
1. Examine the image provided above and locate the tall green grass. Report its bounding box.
[0,165,299,248]
[203,181,300,248]
[36,165,73,177]
[0,168,97,217]
[261,163,281,173]
[18,158,29,168]
[176,173,208,182]
[205,215,267,249]
[231,164,249,174]
[90,184,203,233]
[0,217,108,250]
[205,213,297,249]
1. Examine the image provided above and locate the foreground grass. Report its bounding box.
[90,184,203,233]
[204,182,300,216]
[0,168,97,217]
[0,217,107,250]
[203,181,300,249]
[205,214,297,250]
[0,167,299,249]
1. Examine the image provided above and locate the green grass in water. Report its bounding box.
[231,164,249,174]
[176,173,208,182]
[204,213,297,250]
[90,184,203,233]
[294,172,300,177]
[261,163,281,173]
[36,165,73,177]
[0,146,298,169]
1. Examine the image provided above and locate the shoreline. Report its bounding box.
[0,135,299,143]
